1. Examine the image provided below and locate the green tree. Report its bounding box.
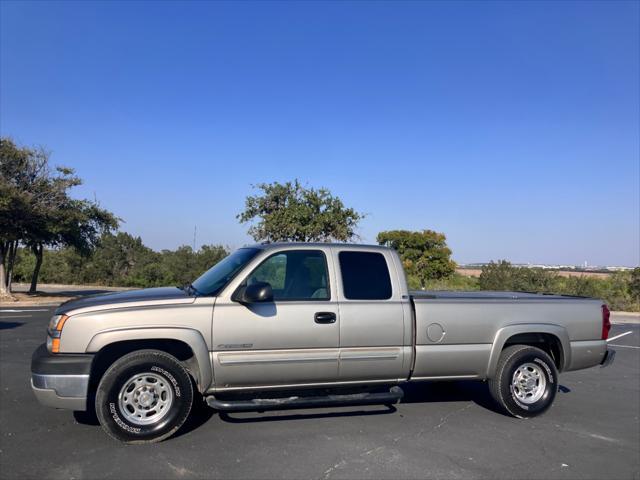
[630,268,640,303]
[84,232,159,286]
[511,267,558,292]
[0,138,46,297]
[0,137,118,295]
[479,261,558,293]
[237,180,365,242]
[376,229,456,289]
[478,260,518,290]
[194,245,229,277]
[68,233,229,288]
[28,198,118,293]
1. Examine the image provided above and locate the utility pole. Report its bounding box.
[193,225,197,252]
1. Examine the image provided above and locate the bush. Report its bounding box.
[422,273,479,291]
[479,261,639,311]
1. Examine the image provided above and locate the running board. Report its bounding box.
[205,386,404,412]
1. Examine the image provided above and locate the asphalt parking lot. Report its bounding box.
[1,306,638,480]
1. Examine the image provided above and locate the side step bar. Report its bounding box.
[206,386,404,412]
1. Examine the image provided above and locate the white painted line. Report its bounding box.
[607,331,633,342]
[609,344,640,349]
[0,309,49,313]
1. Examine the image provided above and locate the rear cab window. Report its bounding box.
[338,251,392,300]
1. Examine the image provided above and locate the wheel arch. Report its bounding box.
[486,324,570,379]
[87,327,212,393]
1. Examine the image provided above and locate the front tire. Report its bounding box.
[489,345,558,418]
[95,349,194,444]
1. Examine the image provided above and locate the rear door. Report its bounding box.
[334,249,410,382]
[211,247,340,389]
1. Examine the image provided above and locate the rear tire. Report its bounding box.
[489,345,558,418]
[95,349,193,444]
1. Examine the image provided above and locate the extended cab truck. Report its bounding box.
[31,243,615,443]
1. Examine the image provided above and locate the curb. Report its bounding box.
[610,312,640,325]
[0,302,61,307]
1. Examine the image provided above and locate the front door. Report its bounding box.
[211,248,339,389]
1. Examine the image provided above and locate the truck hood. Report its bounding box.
[55,287,195,315]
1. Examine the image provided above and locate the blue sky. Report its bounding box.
[1,1,638,266]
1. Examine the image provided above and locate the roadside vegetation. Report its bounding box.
[2,137,638,310]
[476,261,639,311]
[11,233,228,289]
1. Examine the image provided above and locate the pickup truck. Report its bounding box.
[31,243,615,443]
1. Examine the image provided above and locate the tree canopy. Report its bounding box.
[0,138,118,296]
[12,233,229,288]
[237,180,365,243]
[478,260,558,292]
[377,229,456,289]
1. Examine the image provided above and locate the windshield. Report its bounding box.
[191,248,260,296]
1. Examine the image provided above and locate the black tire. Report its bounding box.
[95,349,194,444]
[488,345,558,418]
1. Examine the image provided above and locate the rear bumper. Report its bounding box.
[566,340,608,371]
[30,343,93,411]
[600,348,616,368]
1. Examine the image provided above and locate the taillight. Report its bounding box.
[601,304,611,340]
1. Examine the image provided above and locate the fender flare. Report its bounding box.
[486,323,571,378]
[86,327,213,393]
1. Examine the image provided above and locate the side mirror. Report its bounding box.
[235,282,273,304]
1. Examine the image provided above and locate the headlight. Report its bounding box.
[47,314,69,338]
[46,314,69,353]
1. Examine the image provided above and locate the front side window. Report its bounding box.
[339,251,392,300]
[245,250,330,301]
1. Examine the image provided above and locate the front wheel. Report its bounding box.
[95,349,194,444]
[489,345,558,418]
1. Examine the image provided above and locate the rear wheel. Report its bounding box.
[95,349,193,444]
[489,345,558,418]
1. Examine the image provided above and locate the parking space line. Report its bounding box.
[607,331,633,342]
[610,344,640,349]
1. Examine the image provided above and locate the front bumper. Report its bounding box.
[31,343,94,411]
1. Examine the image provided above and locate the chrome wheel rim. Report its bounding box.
[511,362,546,404]
[117,372,174,426]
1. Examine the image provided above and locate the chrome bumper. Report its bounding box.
[31,343,93,411]
[31,374,89,410]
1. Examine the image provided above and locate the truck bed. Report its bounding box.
[408,289,604,380]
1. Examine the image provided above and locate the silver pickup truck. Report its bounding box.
[31,243,615,443]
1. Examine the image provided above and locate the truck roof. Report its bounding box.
[247,242,392,252]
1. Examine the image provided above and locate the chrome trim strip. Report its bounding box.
[339,347,401,361]
[339,354,399,360]
[31,373,89,398]
[218,355,338,365]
